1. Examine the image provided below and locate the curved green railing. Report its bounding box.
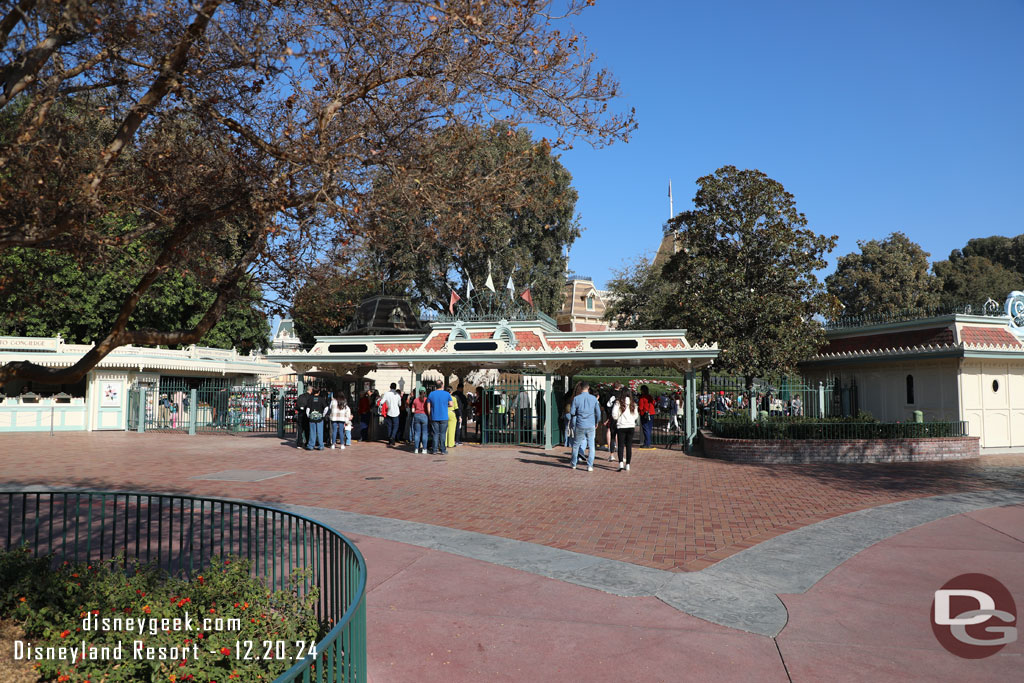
[0,490,367,682]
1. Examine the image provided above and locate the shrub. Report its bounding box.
[0,547,319,682]
[708,413,965,439]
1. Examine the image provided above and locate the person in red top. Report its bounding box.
[409,389,429,453]
[637,385,657,448]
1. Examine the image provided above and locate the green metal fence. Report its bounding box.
[708,418,969,440]
[128,380,299,437]
[1,490,367,682]
[479,381,549,447]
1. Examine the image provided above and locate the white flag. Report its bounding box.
[484,260,495,292]
[506,274,515,299]
[465,276,474,299]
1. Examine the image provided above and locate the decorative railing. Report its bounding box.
[825,300,1003,330]
[708,419,969,440]
[0,490,367,683]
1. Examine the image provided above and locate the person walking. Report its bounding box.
[305,387,328,451]
[426,380,453,455]
[637,385,656,448]
[612,387,638,471]
[295,385,312,449]
[329,394,352,449]
[379,383,402,446]
[605,382,621,460]
[670,391,682,431]
[410,389,429,453]
[569,382,601,471]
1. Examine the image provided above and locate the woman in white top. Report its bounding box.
[329,395,353,449]
[611,388,639,471]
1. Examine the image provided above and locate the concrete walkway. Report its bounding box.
[2,433,1023,680]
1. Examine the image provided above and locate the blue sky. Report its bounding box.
[552,0,1024,288]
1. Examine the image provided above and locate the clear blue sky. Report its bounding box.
[553,0,1024,289]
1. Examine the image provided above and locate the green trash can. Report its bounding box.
[912,410,923,423]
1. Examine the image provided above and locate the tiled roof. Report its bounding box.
[822,328,954,354]
[514,331,544,350]
[960,326,1023,348]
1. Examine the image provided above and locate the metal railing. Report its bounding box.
[825,299,1003,329]
[708,419,969,440]
[1,490,367,683]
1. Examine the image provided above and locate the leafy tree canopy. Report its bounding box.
[607,166,839,388]
[350,123,579,316]
[0,241,270,352]
[825,232,940,316]
[932,245,1024,308]
[0,0,633,385]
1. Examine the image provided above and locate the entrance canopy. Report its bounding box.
[269,310,717,453]
[268,311,719,378]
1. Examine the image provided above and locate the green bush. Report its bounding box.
[708,413,965,440]
[0,547,319,682]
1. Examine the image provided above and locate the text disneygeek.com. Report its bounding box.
[10,611,317,663]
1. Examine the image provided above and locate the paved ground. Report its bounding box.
[0,432,1020,571]
[2,432,1023,681]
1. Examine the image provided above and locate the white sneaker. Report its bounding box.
[618,461,624,470]
[587,465,593,472]
[341,444,346,450]
[625,464,630,471]
[571,463,577,470]
[330,444,335,449]
[609,454,615,461]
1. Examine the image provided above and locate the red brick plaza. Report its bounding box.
[1,432,1020,572]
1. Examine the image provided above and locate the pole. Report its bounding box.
[50,406,54,436]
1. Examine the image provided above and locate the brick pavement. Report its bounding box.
[0,432,1021,571]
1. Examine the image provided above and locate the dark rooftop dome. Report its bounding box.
[343,294,429,335]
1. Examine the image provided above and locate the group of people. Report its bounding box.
[563,382,666,472]
[293,380,475,454]
[698,389,804,418]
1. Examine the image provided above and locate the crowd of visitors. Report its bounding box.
[697,389,804,418]
[293,379,475,454]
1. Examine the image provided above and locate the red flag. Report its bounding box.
[520,287,534,308]
[448,289,461,314]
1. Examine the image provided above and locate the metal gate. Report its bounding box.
[479,377,549,447]
[571,377,688,450]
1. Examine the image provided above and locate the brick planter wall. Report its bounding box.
[701,431,980,464]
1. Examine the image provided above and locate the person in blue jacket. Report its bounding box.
[569,382,601,471]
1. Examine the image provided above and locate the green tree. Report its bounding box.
[603,255,669,330]
[290,262,379,347]
[0,246,270,352]
[1,1,634,385]
[617,166,840,392]
[825,232,940,316]
[932,252,1024,307]
[353,123,579,316]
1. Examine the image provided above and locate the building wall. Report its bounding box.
[959,359,1024,448]
[803,359,961,424]
[805,357,1024,448]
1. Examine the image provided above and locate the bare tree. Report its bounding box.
[0,0,634,384]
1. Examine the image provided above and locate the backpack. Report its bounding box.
[309,410,324,423]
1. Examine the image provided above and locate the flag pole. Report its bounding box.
[668,178,673,219]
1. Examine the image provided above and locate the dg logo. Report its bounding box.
[931,573,1018,658]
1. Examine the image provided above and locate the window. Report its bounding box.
[993,379,1000,393]
[905,375,915,405]
[586,294,594,311]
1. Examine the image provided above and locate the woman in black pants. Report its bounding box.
[612,387,639,471]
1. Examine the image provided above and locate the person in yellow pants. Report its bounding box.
[446,401,458,449]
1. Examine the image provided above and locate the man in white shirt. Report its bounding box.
[380,383,402,446]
